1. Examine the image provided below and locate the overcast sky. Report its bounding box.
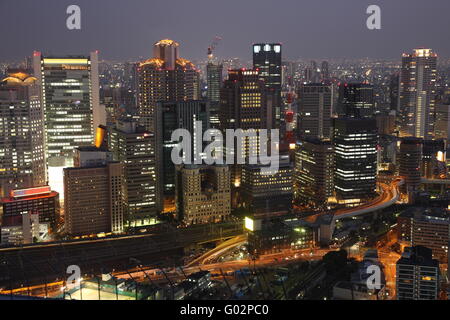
[1,0,449,62]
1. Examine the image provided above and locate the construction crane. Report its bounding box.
[207,36,222,60]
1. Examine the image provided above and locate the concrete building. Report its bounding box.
[294,138,334,209]
[396,246,439,300]
[176,165,230,225]
[137,39,200,133]
[435,103,450,140]
[398,48,437,139]
[0,70,46,197]
[64,148,125,236]
[297,83,333,140]
[1,211,40,246]
[109,119,159,227]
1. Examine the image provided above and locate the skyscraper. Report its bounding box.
[33,51,100,197]
[333,118,378,205]
[136,39,200,133]
[297,83,333,140]
[206,62,222,129]
[156,100,210,198]
[399,137,423,196]
[109,119,159,227]
[337,82,374,118]
[0,71,46,197]
[294,138,334,209]
[398,48,437,138]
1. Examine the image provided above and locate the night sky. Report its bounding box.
[1,0,450,61]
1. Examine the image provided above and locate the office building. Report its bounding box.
[206,62,222,128]
[294,138,334,209]
[64,147,125,236]
[398,48,437,138]
[0,71,46,197]
[297,83,333,140]
[252,43,282,91]
[156,100,209,198]
[1,211,40,246]
[337,82,374,118]
[240,155,293,214]
[1,186,60,231]
[109,119,159,227]
[399,137,423,195]
[176,164,230,225]
[136,39,200,133]
[435,103,450,140]
[33,51,100,197]
[333,118,378,205]
[397,207,449,263]
[396,246,439,300]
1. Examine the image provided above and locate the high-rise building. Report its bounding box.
[397,207,449,263]
[220,69,270,186]
[333,118,378,205]
[0,71,46,197]
[435,103,450,140]
[0,211,40,246]
[1,186,60,232]
[294,138,334,209]
[206,62,222,129]
[399,137,423,195]
[396,246,439,300]
[64,147,124,236]
[252,43,282,91]
[297,83,333,140]
[109,119,159,227]
[156,100,210,198]
[241,155,293,214]
[33,51,100,198]
[398,48,437,138]
[176,164,230,225]
[337,83,374,118]
[136,39,200,133]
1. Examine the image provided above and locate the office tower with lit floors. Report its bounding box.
[337,82,374,118]
[294,138,334,209]
[156,100,210,203]
[64,147,125,236]
[206,62,222,129]
[398,48,437,138]
[333,118,378,206]
[0,70,46,197]
[109,119,159,227]
[176,164,231,225]
[297,83,333,140]
[396,246,439,300]
[33,51,100,198]
[136,39,200,133]
[219,69,270,187]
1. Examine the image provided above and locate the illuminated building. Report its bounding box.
[396,246,439,300]
[337,83,374,118]
[294,138,334,209]
[176,164,230,225]
[33,51,101,197]
[297,83,333,140]
[398,48,437,138]
[219,69,270,186]
[253,43,282,128]
[246,216,315,256]
[333,118,378,206]
[109,119,159,227]
[64,147,125,236]
[0,70,46,197]
[435,103,450,140]
[1,186,60,232]
[0,211,40,246]
[397,207,449,263]
[240,155,293,214]
[422,139,446,179]
[206,62,222,128]
[156,100,209,198]
[137,39,200,133]
[399,137,423,195]
[252,43,282,91]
